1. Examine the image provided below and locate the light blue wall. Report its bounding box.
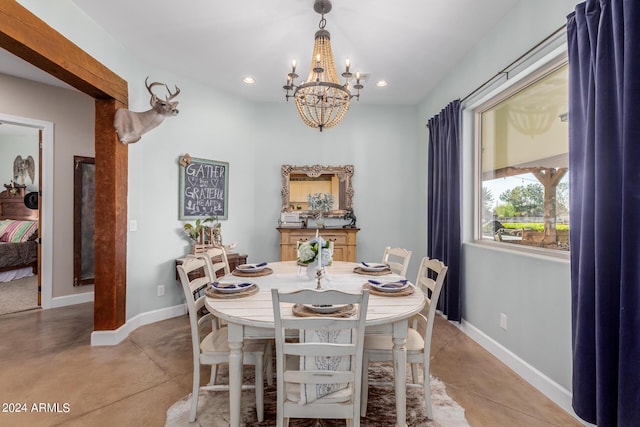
[417,0,580,394]
[249,102,422,274]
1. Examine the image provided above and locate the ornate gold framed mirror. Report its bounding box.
[281,164,354,217]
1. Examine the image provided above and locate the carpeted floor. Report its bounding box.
[165,362,469,426]
[0,274,39,315]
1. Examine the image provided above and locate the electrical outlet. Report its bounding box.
[129,220,138,232]
[157,285,165,297]
[500,313,508,330]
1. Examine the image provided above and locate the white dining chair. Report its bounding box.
[271,288,370,427]
[360,256,448,420]
[382,246,413,277]
[201,246,231,278]
[176,255,272,423]
[196,247,233,328]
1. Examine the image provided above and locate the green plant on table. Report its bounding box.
[183,217,219,242]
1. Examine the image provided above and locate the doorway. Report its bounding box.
[0,114,54,311]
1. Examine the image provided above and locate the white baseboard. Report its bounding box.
[457,319,583,422]
[51,291,94,308]
[91,304,187,346]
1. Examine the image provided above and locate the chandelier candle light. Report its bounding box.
[283,0,364,131]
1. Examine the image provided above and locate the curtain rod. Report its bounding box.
[460,24,567,103]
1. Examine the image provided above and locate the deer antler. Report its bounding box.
[165,84,180,101]
[145,76,166,96]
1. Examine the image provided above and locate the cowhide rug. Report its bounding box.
[165,362,469,426]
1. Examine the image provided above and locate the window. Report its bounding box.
[475,61,569,253]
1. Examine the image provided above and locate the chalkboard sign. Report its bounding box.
[179,156,229,220]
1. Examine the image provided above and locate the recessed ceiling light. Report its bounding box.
[376,80,388,87]
[242,77,256,84]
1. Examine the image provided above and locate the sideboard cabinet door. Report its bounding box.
[277,228,359,262]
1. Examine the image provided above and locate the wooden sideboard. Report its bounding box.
[175,252,248,281]
[277,228,359,262]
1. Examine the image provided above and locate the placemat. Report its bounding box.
[232,267,273,277]
[205,284,260,299]
[292,303,356,318]
[353,266,393,276]
[362,282,415,297]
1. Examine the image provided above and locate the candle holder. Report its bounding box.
[315,268,324,290]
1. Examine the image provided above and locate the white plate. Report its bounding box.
[302,304,348,314]
[360,262,389,272]
[235,263,267,272]
[211,282,256,294]
[367,280,410,293]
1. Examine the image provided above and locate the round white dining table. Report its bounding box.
[204,260,425,427]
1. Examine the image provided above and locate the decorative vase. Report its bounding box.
[315,211,325,228]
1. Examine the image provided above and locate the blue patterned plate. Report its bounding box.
[211,282,256,294]
[367,279,410,293]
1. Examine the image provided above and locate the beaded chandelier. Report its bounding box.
[282,0,363,132]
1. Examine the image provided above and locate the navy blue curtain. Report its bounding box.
[568,1,640,425]
[427,100,461,321]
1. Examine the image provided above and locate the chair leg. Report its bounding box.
[255,356,264,422]
[353,403,360,426]
[411,362,419,384]
[265,341,274,386]
[423,356,433,420]
[209,364,219,385]
[360,352,369,417]
[189,364,200,422]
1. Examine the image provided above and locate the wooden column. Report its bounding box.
[94,99,128,330]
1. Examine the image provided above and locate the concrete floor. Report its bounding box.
[0,303,581,426]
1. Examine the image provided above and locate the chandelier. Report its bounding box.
[507,104,557,136]
[283,0,363,132]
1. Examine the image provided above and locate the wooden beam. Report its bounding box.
[0,0,128,104]
[94,99,128,330]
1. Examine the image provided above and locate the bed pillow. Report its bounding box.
[0,220,38,243]
[0,220,10,237]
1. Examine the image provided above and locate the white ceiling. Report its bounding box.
[1,0,521,105]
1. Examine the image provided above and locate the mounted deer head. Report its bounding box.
[114,77,181,144]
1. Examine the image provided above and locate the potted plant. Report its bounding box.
[183,217,221,252]
[307,192,334,228]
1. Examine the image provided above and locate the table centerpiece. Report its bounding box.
[297,235,333,285]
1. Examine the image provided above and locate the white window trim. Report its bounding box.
[462,42,569,260]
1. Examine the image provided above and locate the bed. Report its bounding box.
[0,189,39,282]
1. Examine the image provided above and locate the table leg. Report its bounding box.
[228,323,244,427]
[392,319,408,427]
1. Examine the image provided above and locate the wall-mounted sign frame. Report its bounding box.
[179,155,229,220]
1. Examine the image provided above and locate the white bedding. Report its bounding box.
[0,266,33,283]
